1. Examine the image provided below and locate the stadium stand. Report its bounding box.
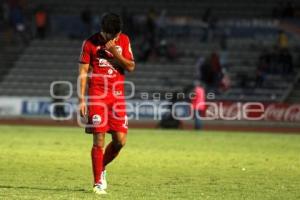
[1,0,300,103]
[0,35,298,102]
[0,32,24,83]
[25,0,299,18]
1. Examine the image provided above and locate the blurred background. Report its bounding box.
[0,0,299,132]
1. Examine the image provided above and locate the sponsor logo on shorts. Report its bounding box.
[92,114,101,125]
[108,69,113,75]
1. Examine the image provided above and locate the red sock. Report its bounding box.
[103,142,120,169]
[91,145,103,185]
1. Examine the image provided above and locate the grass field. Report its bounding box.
[0,125,299,200]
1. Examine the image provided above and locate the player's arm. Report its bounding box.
[78,39,91,117]
[106,40,135,72]
[78,63,89,117]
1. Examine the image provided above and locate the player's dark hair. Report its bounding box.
[101,12,122,36]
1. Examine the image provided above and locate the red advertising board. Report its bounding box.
[205,102,300,122]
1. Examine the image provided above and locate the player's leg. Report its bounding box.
[104,103,128,168]
[91,133,105,185]
[100,100,127,189]
[100,131,126,190]
[91,133,108,194]
[86,101,109,194]
[103,131,127,168]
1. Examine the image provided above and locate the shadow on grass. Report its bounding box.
[0,185,90,193]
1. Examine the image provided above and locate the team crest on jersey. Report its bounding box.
[92,115,101,125]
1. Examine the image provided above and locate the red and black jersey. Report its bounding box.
[79,33,134,99]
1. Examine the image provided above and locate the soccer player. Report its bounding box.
[78,13,135,194]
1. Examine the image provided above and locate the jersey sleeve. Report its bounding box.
[79,40,91,64]
[122,36,134,61]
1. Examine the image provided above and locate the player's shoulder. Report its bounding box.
[84,33,102,45]
[119,33,130,42]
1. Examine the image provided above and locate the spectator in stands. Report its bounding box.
[199,56,214,87]
[81,6,92,37]
[277,30,288,50]
[191,81,206,130]
[9,1,28,45]
[198,51,225,91]
[210,51,222,86]
[34,5,48,39]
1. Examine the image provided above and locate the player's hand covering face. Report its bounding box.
[105,40,119,56]
[105,40,122,69]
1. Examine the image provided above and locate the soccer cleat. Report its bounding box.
[100,170,108,189]
[93,184,107,195]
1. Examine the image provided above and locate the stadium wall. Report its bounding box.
[0,97,300,133]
